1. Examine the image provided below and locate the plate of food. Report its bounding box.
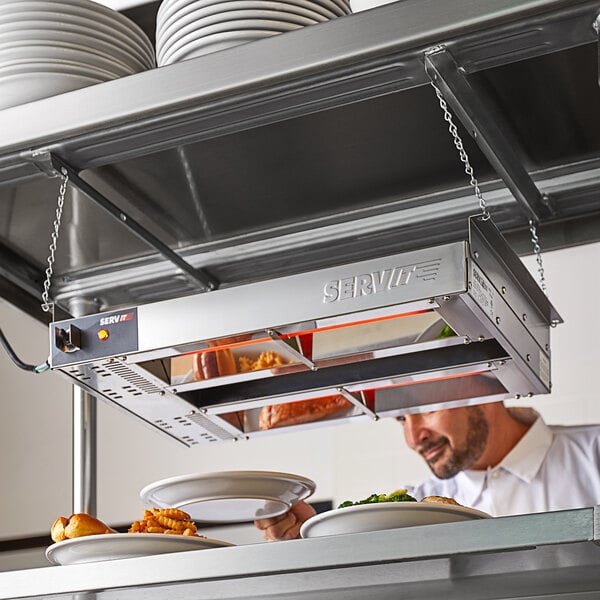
[140,470,316,523]
[300,491,491,538]
[46,532,233,565]
[47,509,234,565]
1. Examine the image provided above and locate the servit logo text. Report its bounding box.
[323,259,441,303]
[99,312,134,326]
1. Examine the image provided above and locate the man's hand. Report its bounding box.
[254,500,316,541]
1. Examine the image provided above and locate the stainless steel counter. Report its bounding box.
[2,507,599,600]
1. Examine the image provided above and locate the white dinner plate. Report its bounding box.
[283,0,343,19]
[156,0,333,42]
[157,7,320,56]
[140,470,316,522]
[0,18,154,66]
[0,60,119,79]
[325,0,351,15]
[158,0,344,30]
[0,45,137,77]
[0,1,154,54]
[0,30,152,72]
[159,17,301,64]
[0,53,132,78]
[300,501,492,538]
[0,71,104,110]
[160,29,281,64]
[46,533,234,565]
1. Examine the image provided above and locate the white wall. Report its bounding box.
[0,306,72,541]
[1,240,599,542]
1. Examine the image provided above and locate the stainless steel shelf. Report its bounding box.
[2,507,599,600]
[0,0,594,178]
[1,0,599,317]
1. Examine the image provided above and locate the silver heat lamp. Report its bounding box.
[49,217,561,446]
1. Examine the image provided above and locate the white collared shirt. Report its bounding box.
[408,415,600,516]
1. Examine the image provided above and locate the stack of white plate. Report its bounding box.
[156,0,351,66]
[0,0,155,110]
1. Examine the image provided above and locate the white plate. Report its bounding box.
[157,11,316,61]
[46,533,234,565]
[160,29,280,64]
[0,51,134,77]
[324,0,351,15]
[159,17,301,64]
[0,44,137,77]
[157,7,320,56]
[0,29,153,71]
[156,0,338,39]
[0,1,154,54]
[284,0,343,18]
[157,0,333,42]
[0,18,154,66]
[0,60,119,79]
[0,70,106,110]
[159,29,280,65]
[158,0,344,30]
[300,501,492,538]
[140,470,316,522]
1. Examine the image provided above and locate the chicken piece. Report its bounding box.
[420,495,461,506]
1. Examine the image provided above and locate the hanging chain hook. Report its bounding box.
[528,219,547,294]
[41,168,69,314]
[430,81,490,221]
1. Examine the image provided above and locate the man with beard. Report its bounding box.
[254,402,600,541]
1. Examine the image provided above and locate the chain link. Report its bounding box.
[41,169,69,313]
[431,79,548,293]
[528,219,546,294]
[431,81,490,220]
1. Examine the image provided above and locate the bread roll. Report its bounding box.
[51,513,116,542]
[50,516,68,542]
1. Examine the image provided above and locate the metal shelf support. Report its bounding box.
[424,46,554,224]
[30,151,220,293]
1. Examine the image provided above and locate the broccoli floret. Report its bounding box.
[338,489,417,509]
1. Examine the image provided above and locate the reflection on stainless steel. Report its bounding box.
[177,146,213,241]
[375,371,509,416]
[68,188,100,271]
[70,297,101,519]
[312,311,445,360]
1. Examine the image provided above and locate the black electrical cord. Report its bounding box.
[0,327,49,373]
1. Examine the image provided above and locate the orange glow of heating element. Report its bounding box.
[97,329,110,341]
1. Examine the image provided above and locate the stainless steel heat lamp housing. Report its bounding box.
[49,216,561,446]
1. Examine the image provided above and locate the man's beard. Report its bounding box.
[424,407,489,479]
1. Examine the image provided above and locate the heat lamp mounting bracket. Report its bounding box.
[24,150,219,294]
[424,46,556,224]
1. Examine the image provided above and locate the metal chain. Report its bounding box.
[431,80,548,293]
[431,81,490,220]
[41,168,69,313]
[528,219,547,294]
